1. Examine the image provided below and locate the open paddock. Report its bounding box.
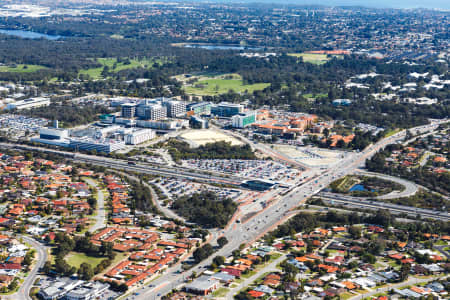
[179,129,243,147]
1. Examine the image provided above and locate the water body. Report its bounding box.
[349,184,377,193]
[0,29,61,40]
[349,184,367,192]
[183,44,261,50]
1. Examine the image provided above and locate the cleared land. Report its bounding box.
[179,129,243,147]
[288,53,340,65]
[274,145,345,167]
[0,64,47,73]
[79,57,166,79]
[181,73,270,96]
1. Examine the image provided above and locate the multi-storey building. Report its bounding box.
[121,103,137,118]
[211,102,244,117]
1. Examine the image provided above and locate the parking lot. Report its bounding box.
[181,159,301,184]
[0,114,48,139]
[153,177,246,201]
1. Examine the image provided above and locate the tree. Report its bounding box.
[42,261,52,275]
[399,263,411,281]
[23,250,35,265]
[348,226,362,239]
[171,190,237,228]
[193,244,214,263]
[217,237,228,248]
[78,263,94,280]
[212,256,225,267]
[362,253,376,264]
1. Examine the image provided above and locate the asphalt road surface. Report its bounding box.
[130,121,449,299]
[85,178,107,233]
[319,192,450,221]
[354,170,419,200]
[6,235,48,300]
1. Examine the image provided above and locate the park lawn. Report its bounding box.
[0,64,47,73]
[65,252,104,269]
[79,57,166,79]
[288,53,331,65]
[184,74,269,96]
[303,93,328,99]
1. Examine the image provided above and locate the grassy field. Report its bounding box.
[212,287,230,297]
[0,64,47,73]
[183,73,269,96]
[63,251,127,271]
[303,93,328,99]
[79,57,166,79]
[288,53,332,64]
[65,252,104,269]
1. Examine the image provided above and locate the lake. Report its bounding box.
[183,44,261,51]
[349,184,376,193]
[0,29,61,40]
[349,184,367,192]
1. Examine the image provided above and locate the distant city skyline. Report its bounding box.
[207,0,450,10]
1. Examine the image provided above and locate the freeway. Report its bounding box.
[0,120,447,300]
[130,119,448,299]
[319,192,450,221]
[0,143,246,186]
[74,155,245,186]
[5,235,48,300]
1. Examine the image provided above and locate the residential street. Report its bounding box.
[225,253,287,299]
[349,275,449,300]
[84,178,107,233]
[5,235,48,300]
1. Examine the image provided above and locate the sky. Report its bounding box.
[208,0,450,10]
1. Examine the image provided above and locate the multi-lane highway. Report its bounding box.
[0,119,447,300]
[129,119,448,299]
[319,192,450,221]
[0,143,246,186]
